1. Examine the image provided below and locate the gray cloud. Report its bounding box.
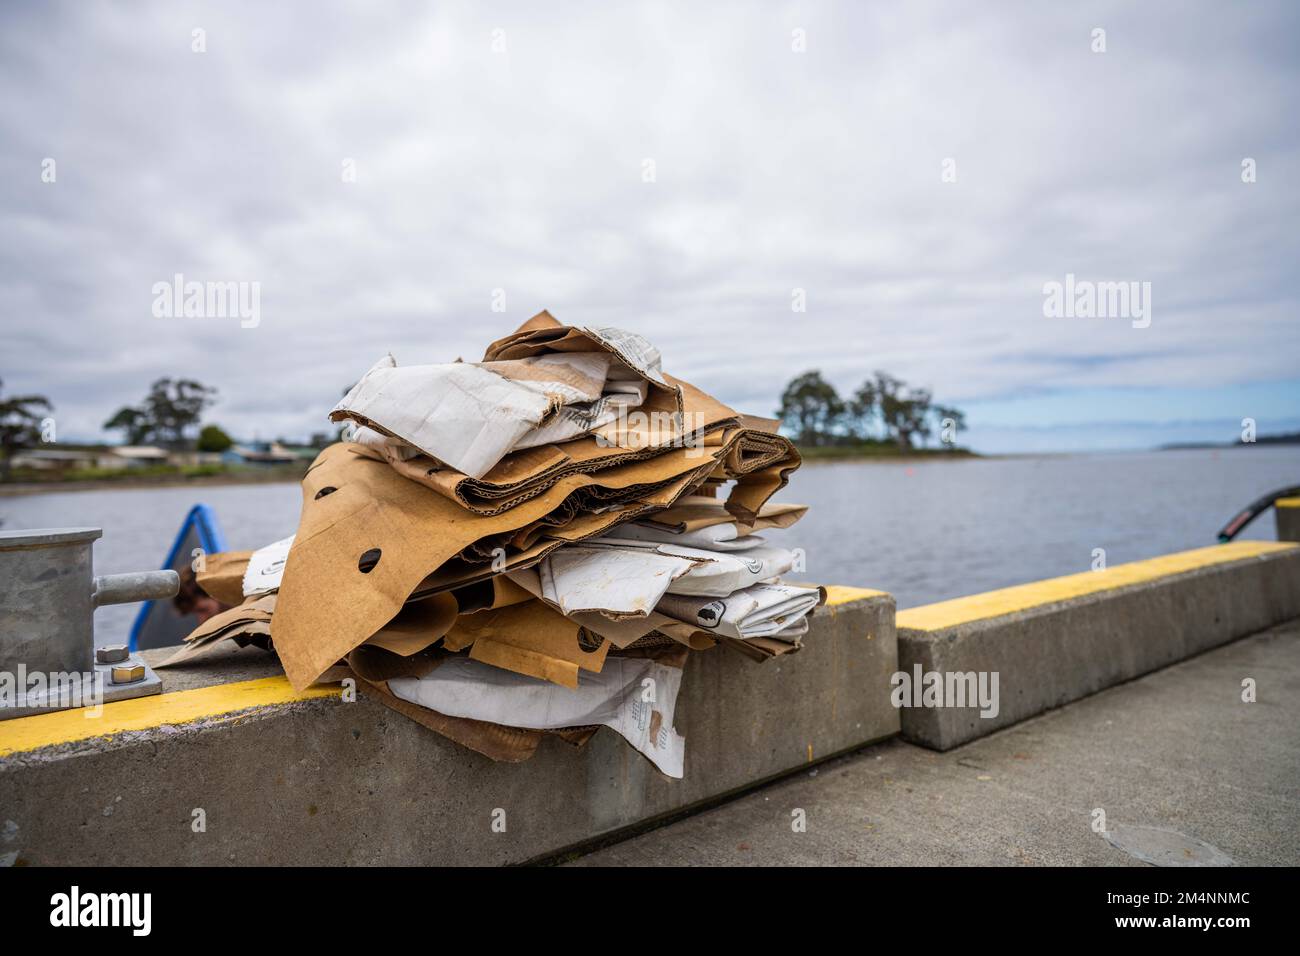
[2,0,1297,448]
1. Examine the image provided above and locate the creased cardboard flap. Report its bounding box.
[391,372,740,514]
[273,442,610,690]
[156,593,276,668]
[272,439,714,690]
[195,550,255,606]
[362,591,458,656]
[639,498,809,534]
[331,349,650,479]
[484,311,682,417]
[443,599,610,688]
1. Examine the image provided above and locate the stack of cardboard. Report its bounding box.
[165,312,820,778]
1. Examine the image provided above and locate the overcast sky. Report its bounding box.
[2,0,1297,453]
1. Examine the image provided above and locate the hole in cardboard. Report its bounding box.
[358,548,382,573]
[314,486,338,500]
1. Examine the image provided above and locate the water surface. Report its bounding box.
[2,446,1295,641]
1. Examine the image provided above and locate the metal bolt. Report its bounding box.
[110,663,146,685]
[96,644,129,664]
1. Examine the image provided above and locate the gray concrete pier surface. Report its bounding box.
[573,619,1300,866]
[1,540,1298,866]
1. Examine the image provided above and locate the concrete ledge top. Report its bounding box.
[820,584,888,605]
[1,674,336,760]
[896,540,1298,633]
[0,527,104,547]
[0,585,887,761]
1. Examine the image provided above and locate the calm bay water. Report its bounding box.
[781,445,1300,606]
[3,446,1297,642]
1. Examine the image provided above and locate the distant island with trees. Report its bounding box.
[1,367,976,488]
[1160,433,1300,450]
[776,370,973,459]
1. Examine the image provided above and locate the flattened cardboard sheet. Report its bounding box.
[195,550,255,606]
[443,599,611,688]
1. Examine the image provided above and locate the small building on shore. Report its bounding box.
[221,442,303,467]
[9,445,171,472]
[106,446,171,468]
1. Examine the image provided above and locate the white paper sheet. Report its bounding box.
[331,351,648,479]
[530,538,797,621]
[241,534,295,597]
[505,566,677,648]
[349,424,422,461]
[586,538,796,596]
[610,521,767,551]
[388,655,686,777]
[656,582,822,640]
[539,545,702,618]
[512,366,648,451]
[585,326,668,385]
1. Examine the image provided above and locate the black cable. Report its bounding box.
[1216,484,1300,542]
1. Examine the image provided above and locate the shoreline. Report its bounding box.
[795,446,981,463]
[2,443,1283,495]
[0,471,304,497]
[2,451,985,494]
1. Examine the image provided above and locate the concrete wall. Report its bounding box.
[896,541,1300,751]
[7,541,1299,865]
[1277,497,1300,543]
[0,589,897,866]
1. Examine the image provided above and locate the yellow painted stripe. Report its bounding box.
[823,584,888,606]
[0,676,337,758]
[896,540,1297,633]
[1276,497,1300,509]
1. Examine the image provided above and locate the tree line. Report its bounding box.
[102,378,229,450]
[1,376,236,475]
[0,377,53,478]
[0,375,336,480]
[776,370,966,449]
[3,368,964,479]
